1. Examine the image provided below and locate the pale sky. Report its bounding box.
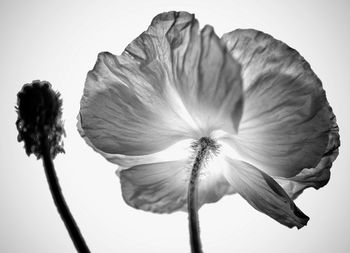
[1,0,349,252]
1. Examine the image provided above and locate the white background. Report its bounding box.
[1,0,349,252]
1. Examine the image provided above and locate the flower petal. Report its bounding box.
[221,29,336,178]
[78,127,195,170]
[224,73,331,178]
[119,160,189,213]
[222,29,322,91]
[78,50,195,156]
[118,146,235,213]
[78,11,244,158]
[275,109,340,199]
[126,11,244,135]
[197,152,237,207]
[223,158,309,229]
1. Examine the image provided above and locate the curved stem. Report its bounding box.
[41,136,90,253]
[188,138,214,253]
[188,163,202,253]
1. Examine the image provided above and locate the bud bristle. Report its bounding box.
[16,80,65,159]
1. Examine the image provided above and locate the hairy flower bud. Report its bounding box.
[16,80,65,159]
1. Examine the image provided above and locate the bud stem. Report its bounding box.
[41,135,90,253]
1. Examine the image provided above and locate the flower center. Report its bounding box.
[190,136,220,181]
[191,136,219,168]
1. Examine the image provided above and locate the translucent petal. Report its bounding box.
[275,109,340,199]
[223,158,309,229]
[222,73,331,177]
[78,11,243,157]
[78,51,195,156]
[221,29,337,178]
[118,143,235,213]
[197,150,236,207]
[78,128,195,170]
[119,160,189,213]
[126,12,243,135]
[222,29,322,91]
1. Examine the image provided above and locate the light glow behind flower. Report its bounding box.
[78,11,339,230]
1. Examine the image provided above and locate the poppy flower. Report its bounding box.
[78,10,339,233]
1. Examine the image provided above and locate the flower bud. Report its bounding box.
[16,80,65,159]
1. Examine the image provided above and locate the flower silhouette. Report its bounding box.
[78,10,339,233]
[16,81,90,253]
[16,80,64,159]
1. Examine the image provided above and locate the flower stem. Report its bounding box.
[188,137,214,253]
[41,135,90,253]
